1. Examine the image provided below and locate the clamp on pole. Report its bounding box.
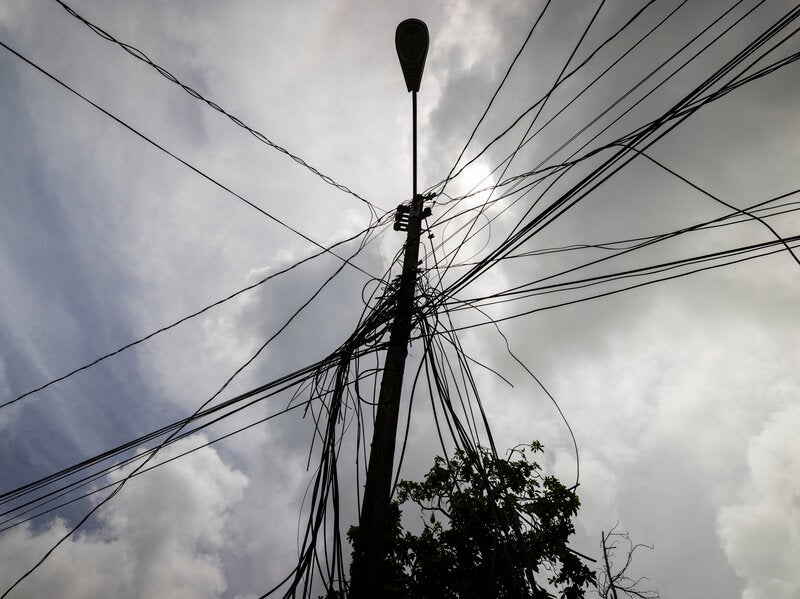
[393,193,433,231]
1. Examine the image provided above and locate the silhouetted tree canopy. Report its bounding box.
[347,442,595,598]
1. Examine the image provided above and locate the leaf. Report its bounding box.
[366,441,595,598]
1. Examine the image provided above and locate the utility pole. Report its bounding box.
[350,18,430,599]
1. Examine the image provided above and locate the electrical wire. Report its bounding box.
[5,3,800,597]
[0,223,385,411]
[434,1,800,306]
[52,0,384,218]
[1,233,376,598]
[0,38,382,281]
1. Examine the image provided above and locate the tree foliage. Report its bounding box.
[348,442,595,598]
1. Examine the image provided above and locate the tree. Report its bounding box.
[596,527,659,599]
[347,442,596,598]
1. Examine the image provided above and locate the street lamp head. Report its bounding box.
[395,18,429,93]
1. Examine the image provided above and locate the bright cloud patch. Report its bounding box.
[717,403,800,599]
[0,436,248,599]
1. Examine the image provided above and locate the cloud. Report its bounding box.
[717,403,800,599]
[0,0,24,28]
[0,358,8,430]
[3,1,800,596]
[0,435,248,599]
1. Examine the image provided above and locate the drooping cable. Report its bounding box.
[0,236,371,598]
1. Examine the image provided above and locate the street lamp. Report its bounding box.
[396,18,429,93]
[396,18,429,197]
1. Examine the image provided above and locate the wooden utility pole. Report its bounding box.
[350,19,429,599]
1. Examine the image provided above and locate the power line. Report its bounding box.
[435,1,800,304]
[0,37,394,412]
[435,196,800,269]
[423,0,694,285]
[450,234,800,310]
[0,224,383,411]
[434,0,609,284]
[434,0,554,201]
[437,234,800,334]
[5,4,799,596]
[427,0,673,200]
[458,34,800,237]
[0,38,382,282]
[0,367,386,533]
[433,0,688,219]
[0,234,375,598]
[623,145,800,268]
[52,0,384,217]
[432,0,755,227]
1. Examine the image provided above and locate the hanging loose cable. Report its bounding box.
[0,235,373,599]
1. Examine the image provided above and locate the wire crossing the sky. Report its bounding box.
[0,39,384,281]
[4,2,800,597]
[52,0,383,218]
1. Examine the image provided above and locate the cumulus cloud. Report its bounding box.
[717,403,800,599]
[0,435,248,599]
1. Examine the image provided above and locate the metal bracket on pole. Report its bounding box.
[393,204,411,231]
[393,195,433,231]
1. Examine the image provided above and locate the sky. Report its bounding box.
[1,0,799,597]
